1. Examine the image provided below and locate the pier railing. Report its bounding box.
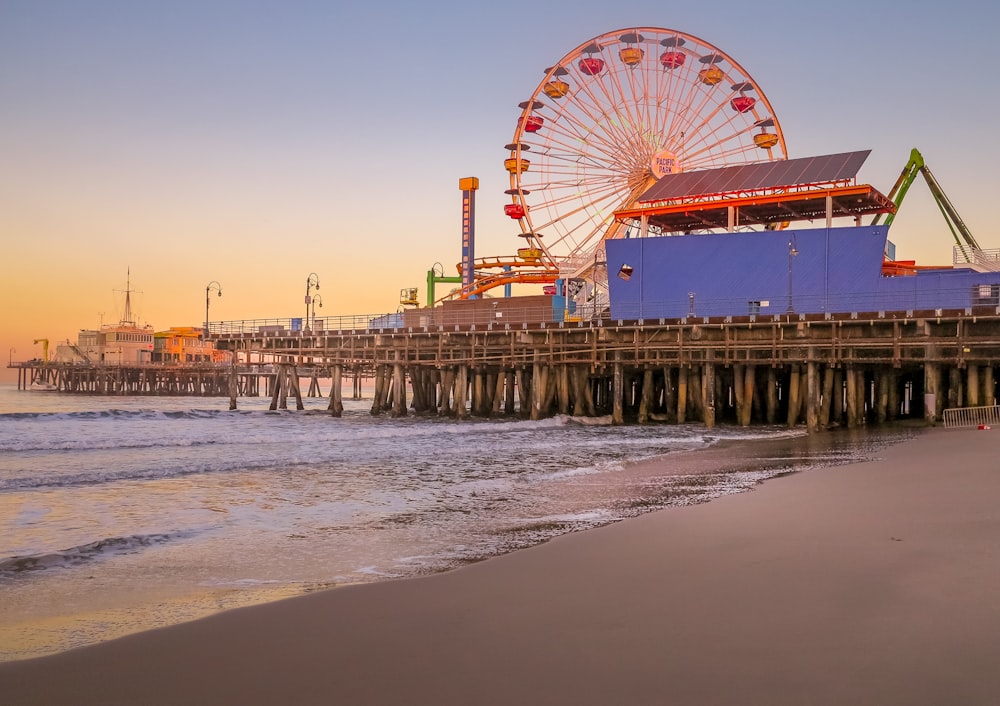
[206,285,1000,337]
[954,246,1000,272]
[208,305,567,336]
[942,405,1000,429]
[209,314,396,336]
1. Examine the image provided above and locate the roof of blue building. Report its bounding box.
[639,151,872,203]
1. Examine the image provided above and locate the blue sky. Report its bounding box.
[1,0,996,373]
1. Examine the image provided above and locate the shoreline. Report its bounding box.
[6,425,996,704]
[0,423,907,663]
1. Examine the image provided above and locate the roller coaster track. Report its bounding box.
[437,255,559,303]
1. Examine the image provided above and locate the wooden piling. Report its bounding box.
[278,365,290,410]
[688,365,703,423]
[948,366,962,410]
[806,360,819,433]
[391,355,407,417]
[412,367,428,413]
[290,366,304,411]
[638,369,654,424]
[786,364,801,427]
[558,365,571,416]
[454,365,469,419]
[491,370,505,417]
[885,368,900,421]
[673,367,686,424]
[875,369,890,424]
[515,368,528,418]
[571,367,586,417]
[505,371,516,415]
[924,361,940,423]
[612,361,624,425]
[440,367,454,416]
[661,367,676,423]
[732,365,745,427]
[228,364,238,411]
[370,365,387,416]
[819,367,835,428]
[845,366,859,427]
[742,364,756,427]
[702,361,716,429]
[542,366,558,416]
[328,364,344,417]
[967,365,980,407]
[307,373,320,398]
[831,368,844,425]
[468,369,481,416]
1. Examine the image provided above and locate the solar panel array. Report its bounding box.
[640,150,872,202]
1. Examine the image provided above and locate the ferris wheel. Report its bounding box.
[504,27,788,275]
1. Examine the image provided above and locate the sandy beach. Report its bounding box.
[2,426,998,705]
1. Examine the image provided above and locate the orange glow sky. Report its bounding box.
[3,0,997,381]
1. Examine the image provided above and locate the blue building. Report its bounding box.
[605,151,1000,319]
[606,224,1000,319]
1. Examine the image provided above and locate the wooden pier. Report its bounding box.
[12,306,1000,431]
[12,361,268,398]
[207,306,1000,431]
[10,359,370,403]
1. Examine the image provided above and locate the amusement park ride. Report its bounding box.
[409,26,787,310]
[408,26,984,313]
[871,147,981,277]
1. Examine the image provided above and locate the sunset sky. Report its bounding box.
[2,0,997,381]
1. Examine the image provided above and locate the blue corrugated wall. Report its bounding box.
[605,225,1000,318]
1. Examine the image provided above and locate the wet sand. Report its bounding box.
[2,426,999,705]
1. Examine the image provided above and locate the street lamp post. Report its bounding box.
[787,236,799,314]
[311,293,323,331]
[205,281,222,339]
[305,273,320,331]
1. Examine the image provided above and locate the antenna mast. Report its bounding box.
[121,269,135,326]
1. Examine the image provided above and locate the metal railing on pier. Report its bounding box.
[954,246,1000,272]
[942,405,1000,429]
[207,305,589,337]
[210,313,403,336]
[206,289,1000,338]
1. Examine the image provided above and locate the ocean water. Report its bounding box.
[0,383,911,661]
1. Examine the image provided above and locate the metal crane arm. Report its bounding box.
[873,148,980,251]
[32,338,49,363]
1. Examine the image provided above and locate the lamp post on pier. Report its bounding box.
[311,293,323,331]
[305,273,320,331]
[787,236,799,314]
[205,281,222,339]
